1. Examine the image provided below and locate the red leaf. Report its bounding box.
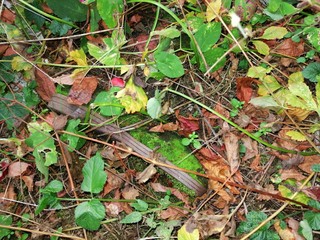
[67,76,98,105]
[236,77,255,103]
[176,111,199,137]
[35,68,56,101]
[0,159,10,181]
[111,77,125,87]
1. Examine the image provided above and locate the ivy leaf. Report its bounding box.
[303,62,320,83]
[154,51,184,78]
[258,26,288,40]
[75,199,105,230]
[252,40,270,55]
[116,76,148,113]
[120,211,142,224]
[81,153,107,194]
[97,0,123,28]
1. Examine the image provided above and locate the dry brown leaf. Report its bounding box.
[136,164,157,183]
[67,76,98,105]
[282,155,304,169]
[160,206,189,220]
[274,220,295,240]
[299,155,320,174]
[287,218,305,240]
[122,186,139,200]
[250,155,262,171]
[272,38,304,57]
[151,182,189,204]
[257,184,278,201]
[241,136,258,161]
[22,174,35,192]
[223,132,240,173]
[52,74,75,85]
[0,185,16,207]
[105,202,122,216]
[287,107,311,122]
[8,161,31,177]
[35,68,56,101]
[52,115,68,131]
[103,171,124,196]
[279,168,306,181]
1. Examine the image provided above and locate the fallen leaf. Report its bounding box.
[133,34,158,52]
[282,155,304,169]
[299,155,320,174]
[257,184,278,201]
[160,207,189,220]
[241,136,258,161]
[35,68,56,101]
[223,132,240,173]
[22,174,35,192]
[287,218,305,240]
[122,186,139,200]
[236,77,255,103]
[304,186,320,201]
[250,155,262,171]
[8,162,31,177]
[0,185,16,207]
[105,202,122,216]
[0,159,10,181]
[206,0,222,22]
[52,74,75,85]
[68,76,98,105]
[149,122,178,132]
[274,220,295,240]
[272,38,304,57]
[129,14,142,25]
[178,220,200,240]
[280,168,306,181]
[136,164,157,183]
[52,115,68,131]
[176,111,200,137]
[103,171,124,196]
[1,8,15,24]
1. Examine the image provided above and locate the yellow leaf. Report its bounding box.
[116,76,148,113]
[252,40,270,55]
[67,48,88,66]
[178,224,199,240]
[206,0,221,22]
[11,56,32,72]
[286,130,307,141]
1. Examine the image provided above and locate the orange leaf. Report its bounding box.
[67,76,98,105]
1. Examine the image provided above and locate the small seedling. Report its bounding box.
[253,122,272,138]
[230,98,244,117]
[181,132,202,149]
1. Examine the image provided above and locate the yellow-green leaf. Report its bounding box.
[252,40,270,55]
[116,76,148,113]
[67,48,88,66]
[11,56,32,72]
[258,75,282,96]
[206,0,222,22]
[286,130,307,141]
[178,224,200,240]
[259,26,288,40]
[247,66,272,79]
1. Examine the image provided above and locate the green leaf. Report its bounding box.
[147,97,162,119]
[193,22,221,52]
[199,47,226,73]
[41,180,63,194]
[11,56,33,71]
[259,26,288,40]
[49,19,72,36]
[154,51,184,78]
[93,88,123,116]
[87,39,120,66]
[237,211,269,234]
[285,130,307,141]
[81,153,107,194]
[311,164,320,173]
[258,75,282,96]
[75,199,105,230]
[131,199,148,212]
[0,215,12,239]
[247,66,272,79]
[279,184,311,205]
[120,211,142,224]
[304,211,320,230]
[61,119,86,152]
[303,62,320,83]
[152,27,181,39]
[178,224,200,240]
[300,219,313,240]
[181,138,191,146]
[252,40,270,55]
[45,0,88,22]
[97,0,123,28]
[192,140,202,149]
[306,27,320,51]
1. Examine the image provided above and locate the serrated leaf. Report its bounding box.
[303,62,320,83]
[97,0,123,28]
[285,130,307,141]
[259,26,288,40]
[154,51,184,78]
[147,97,162,119]
[206,0,222,22]
[75,199,105,230]
[178,224,200,240]
[120,211,142,224]
[45,0,87,22]
[258,75,282,96]
[193,22,221,52]
[152,27,180,39]
[81,153,107,194]
[116,76,148,113]
[247,66,272,79]
[252,40,270,55]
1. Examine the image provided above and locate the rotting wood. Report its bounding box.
[48,94,207,196]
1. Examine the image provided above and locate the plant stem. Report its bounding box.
[165,88,318,156]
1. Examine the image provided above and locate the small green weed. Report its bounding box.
[181,132,202,149]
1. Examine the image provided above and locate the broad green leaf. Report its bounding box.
[303,62,320,83]
[81,153,107,194]
[285,130,307,141]
[0,215,12,239]
[11,56,33,71]
[75,199,105,230]
[237,211,269,234]
[258,75,282,96]
[152,27,180,39]
[49,19,72,36]
[206,0,222,22]
[97,0,123,28]
[306,27,320,51]
[199,47,226,73]
[116,76,148,113]
[41,180,63,194]
[154,51,184,78]
[120,211,142,224]
[61,119,86,152]
[311,164,320,173]
[131,199,148,212]
[304,211,320,230]
[147,97,162,119]
[252,40,270,55]
[288,72,318,111]
[178,224,200,240]
[45,0,88,22]
[193,22,221,52]
[93,88,123,116]
[267,0,281,12]
[279,184,311,205]
[259,26,288,40]
[247,66,272,79]
[300,220,313,240]
[88,38,120,66]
